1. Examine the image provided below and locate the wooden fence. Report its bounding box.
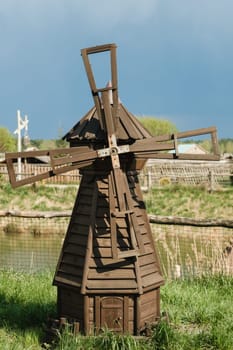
[140,159,233,190]
[0,159,232,188]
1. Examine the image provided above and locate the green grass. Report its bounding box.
[0,182,232,219]
[0,183,78,211]
[144,184,233,219]
[0,270,56,349]
[0,271,232,349]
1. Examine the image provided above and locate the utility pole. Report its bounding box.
[14,110,29,180]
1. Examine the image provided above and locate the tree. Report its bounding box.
[0,127,16,152]
[55,127,69,149]
[137,116,178,136]
[199,140,212,153]
[30,139,43,149]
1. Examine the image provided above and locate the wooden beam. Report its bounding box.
[81,182,98,294]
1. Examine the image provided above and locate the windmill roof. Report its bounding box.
[63,102,152,143]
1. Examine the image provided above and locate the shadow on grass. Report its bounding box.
[0,290,56,331]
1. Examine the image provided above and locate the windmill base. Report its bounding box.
[55,286,161,335]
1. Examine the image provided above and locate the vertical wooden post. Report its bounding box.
[136,296,141,335]
[84,295,89,335]
[123,296,129,333]
[95,296,101,331]
[209,169,214,192]
[15,110,22,180]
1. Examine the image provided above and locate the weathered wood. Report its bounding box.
[58,263,83,278]
[109,173,118,259]
[89,258,135,268]
[55,274,82,288]
[149,214,233,228]
[88,268,136,279]
[123,296,129,332]
[0,209,71,218]
[1,210,232,228]
[136,296,141,335]
[84,296,89,335]
[95,296,101,329]
[81,183,98,294]
[62,253,85,266]
[142,273,164,288]
[5,42,221,336]
[86,279,138,290]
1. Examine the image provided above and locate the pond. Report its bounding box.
[1,225,232,277]
[0,231,64,272]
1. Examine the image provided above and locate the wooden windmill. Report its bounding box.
[6,43,220,336]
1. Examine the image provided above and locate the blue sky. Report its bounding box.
[0,0,232,140]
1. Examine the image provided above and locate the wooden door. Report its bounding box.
[100,297,124,332]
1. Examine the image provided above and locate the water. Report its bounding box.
[0,231,64,272]
[1,226,232,276]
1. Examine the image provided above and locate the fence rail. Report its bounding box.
[139,159,233,189]
[1,159,232,188]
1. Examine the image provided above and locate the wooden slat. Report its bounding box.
[58,263,83,277]
[62,253,85,266]
[81,48,102,124]
[124,107,152,139]
[54,275,81,288]
[88,268,135,279]
[68,235,88,246]
[84,296,89,334]
[64,244,86,256]
[109,173,118,259]
[93,237,112,247]
[94,237,130,249]
[77,204,97,215]
[69,226,89,236]
[138,253,156,266]
[81,181,98,294]
[95,296,101,328]
[87,279,137,290]
[142,273,164,288]
[130,139,175,153]
[140,300,158,320]
[93,247,112,258]
[140,263,158,276]
[119,106,144,140]
[51,149,97,168]
[90,258,134,269]
[123,296,129,332]
[118,250,138,259]
[73,215,93,226]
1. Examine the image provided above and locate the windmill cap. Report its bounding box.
[63,102,152,143]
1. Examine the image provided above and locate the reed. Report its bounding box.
[153,224,233,278]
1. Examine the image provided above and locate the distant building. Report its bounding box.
[169,143,207,155]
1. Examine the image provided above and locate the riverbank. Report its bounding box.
[0,182,232,219]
